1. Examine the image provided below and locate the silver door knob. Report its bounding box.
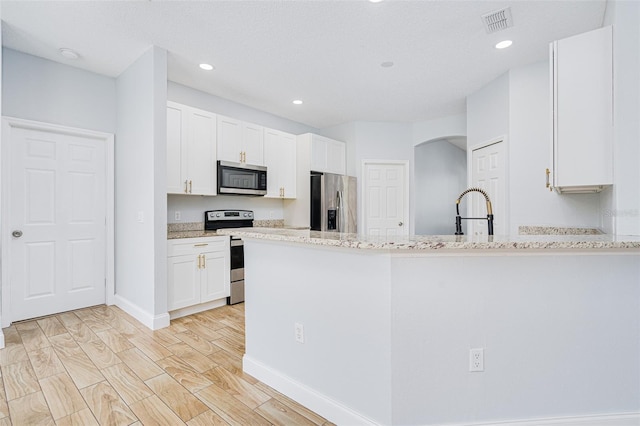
[12,230,23,238]
[398,222,403,226]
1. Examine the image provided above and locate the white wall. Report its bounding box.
[167,82,319,224]
[168,195,289,224]
[391,253,640,424]
[604,0,640,236]
[508,62,603,233]
[2,48,116,133]
[467,72,509,150]
[467,63,605,234]
[115,46,168,328]
[168,82,318,135]
[414,140,467,235]
[413,113,466,146]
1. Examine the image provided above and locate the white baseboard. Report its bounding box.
[113,294,170,330]
[458,413,640,426]
[169,298,227,320]
[243,356,639,426]
[243,355,378,426]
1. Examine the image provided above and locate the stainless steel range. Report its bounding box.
[204,210,253,305]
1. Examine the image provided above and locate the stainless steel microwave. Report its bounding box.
[217,161,267,196]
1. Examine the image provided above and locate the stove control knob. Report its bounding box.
[216,213,221,217]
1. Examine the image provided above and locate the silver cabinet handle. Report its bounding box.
[398,222,403,226]
[12,230,23,238]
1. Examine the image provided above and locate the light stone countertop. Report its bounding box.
[215,227,640,251]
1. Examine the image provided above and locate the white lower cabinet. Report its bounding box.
[167,236,230,312]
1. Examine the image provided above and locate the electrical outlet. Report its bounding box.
[136,211,144,223]
[174,211,181,221]
[469,348,484,372]
[294,322,304,343]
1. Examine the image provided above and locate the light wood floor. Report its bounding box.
[0,304,333,425]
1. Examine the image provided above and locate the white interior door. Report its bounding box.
[470,141,506,236]
[7,125,107,322]
[363,162,408,236]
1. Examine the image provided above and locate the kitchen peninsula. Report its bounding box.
[217,227,640,426]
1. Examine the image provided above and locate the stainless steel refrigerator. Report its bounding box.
[310,172,357,233]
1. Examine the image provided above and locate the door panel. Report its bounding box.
[364,163,407,236]
[471,141,506,236]
[9,127,106,322]
[167,255,200,311]
[201,251,228,303]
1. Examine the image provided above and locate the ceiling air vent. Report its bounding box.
[482,7,513,34]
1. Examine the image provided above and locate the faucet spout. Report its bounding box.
[454,187,494,236]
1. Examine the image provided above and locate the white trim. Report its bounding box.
[0,116,115,328]
[105,134,115,306]
[444,413,640,426]
[114,294,170,330]
[360,159,410,236]
[243,355,378,426]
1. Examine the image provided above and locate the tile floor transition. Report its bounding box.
[0,303,333,425]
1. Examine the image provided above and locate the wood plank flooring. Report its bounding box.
[0,304,333,426]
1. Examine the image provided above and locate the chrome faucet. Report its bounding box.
[454,187,494,236]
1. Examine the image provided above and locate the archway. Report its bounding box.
[414,136,467,235]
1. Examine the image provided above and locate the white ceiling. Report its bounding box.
[1,0,607,129]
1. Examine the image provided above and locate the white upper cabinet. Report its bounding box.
[166,102,217,195]
[217,115,242,163]
[307,134,346,175]
[549,26,613,193]
[243,122,265,166]
[264,128,297,199]
[217,115,264,165]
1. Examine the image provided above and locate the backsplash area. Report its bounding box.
[168,194,286,224]
[518,226,603,235]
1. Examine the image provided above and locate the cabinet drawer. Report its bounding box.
[168,236,229,257]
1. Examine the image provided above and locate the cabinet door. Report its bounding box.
[326,140,346,175]
[264,128,282,198]
[310,136,328,172]
[167,255,200,311]
[200,251,229,303]
[243,122,264,166]
[167,103,187,194]
[552,26,612,190]
[187,108,217,195]
[217,115,243,163]
[280,132,297,198]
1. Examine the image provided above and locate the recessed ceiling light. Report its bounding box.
[381,61,394,68]
[59,48,79,60]
[199,63,214,71]
[495,40,513,49]
[369,0,384,3]
[292,100,303,105]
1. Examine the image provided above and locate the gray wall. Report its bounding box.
[2,48,116,133]
[115,46,168,325]
[467,62,604,234]
[168,82,318,135]
[604,0,640,236]
[414,140,467,235]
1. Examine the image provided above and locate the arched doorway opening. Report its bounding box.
[414,136,467,235]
